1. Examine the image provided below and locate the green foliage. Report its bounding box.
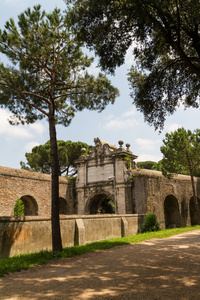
[152,160,163,172]
[99,197,115,214]
[14,199,24,217]
[67,0,200,130]
[0,5,119,126]
[120,155,132,169]
[1,225,199,277]
[161,128,200,178]
[137,161,156,170]
[160,128,200,224]
[141,213,160,233]
[0,5,118,253]
[20,140,92,176]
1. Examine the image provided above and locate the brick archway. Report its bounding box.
[59,197,69,215]
[85,191,114,214]
[164,195,181,228]
[20,195,38,216]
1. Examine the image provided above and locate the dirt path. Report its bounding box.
[0,230,200,300]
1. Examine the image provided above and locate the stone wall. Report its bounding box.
[1,153,199,230]
[0,214,145,258]
[0,166,73,217]
[131,169,200,228]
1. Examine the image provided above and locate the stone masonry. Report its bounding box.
[75,138,137,215]
[0,166,73,217]
[0,138,200,228]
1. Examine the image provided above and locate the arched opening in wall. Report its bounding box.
[20,195,38,216]
[164,195,181,228]
[190,197,200,225]
[88,193,115,214]
[59,197,68,215]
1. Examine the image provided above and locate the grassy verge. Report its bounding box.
[0,225,199,277]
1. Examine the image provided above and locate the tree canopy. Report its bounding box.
[152,160,163,172]
[160,128,200,178]
[21,140,92,176]
[160,127,200,223]
[0,5,118,126]
[136,161,156,170]
[67,0,200,129]
[0,5,119,252]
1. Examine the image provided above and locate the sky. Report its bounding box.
[0,0,200,169]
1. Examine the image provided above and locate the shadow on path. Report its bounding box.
[0,230,200,300]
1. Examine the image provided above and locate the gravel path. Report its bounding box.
[1,230,200,300]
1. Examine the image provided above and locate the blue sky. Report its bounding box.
[0,0,199,169]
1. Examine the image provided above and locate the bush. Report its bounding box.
[14,199,24,216]
[141,213,160,233]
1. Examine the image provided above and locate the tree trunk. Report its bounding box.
[49,111,63,253]
[187,154,200,225]
[190,173,200,225]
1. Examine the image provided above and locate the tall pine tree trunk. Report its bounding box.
[190,173,200,225]
[49,107,63,253]
[187,152,200,225]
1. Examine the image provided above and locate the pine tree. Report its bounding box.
[0,5,119,252]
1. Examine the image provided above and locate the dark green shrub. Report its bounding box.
[141,213,160,233]
[14,199,24,216]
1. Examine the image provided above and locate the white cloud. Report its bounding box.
[24,141,40,152]
[104,118,139,130]
[5,0,21,3]
[105,114,115,120]
[104,107,140,130]
[135,138,161,151]
[125,43,136,66]
[136,154,162,163]
[0,109,32,139]
[5,0,14,2]
[177,101,185,111]
[167,123,182,133]
[7,126,33,139]
[0,108,45,140]
[87,62,101,76]
[0,109,13,131]
[29,123,45,135]
[122,107,136,117]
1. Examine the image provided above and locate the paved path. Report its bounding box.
[1,230,200,300]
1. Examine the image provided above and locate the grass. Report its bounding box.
[0,225,199,277]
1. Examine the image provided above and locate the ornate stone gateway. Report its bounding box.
[75,138,137,214]
[75,137,200,228]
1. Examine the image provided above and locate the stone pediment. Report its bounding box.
[77,138,138,162]
[89,138,117,158]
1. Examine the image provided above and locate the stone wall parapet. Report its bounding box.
[0,214,145,258]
